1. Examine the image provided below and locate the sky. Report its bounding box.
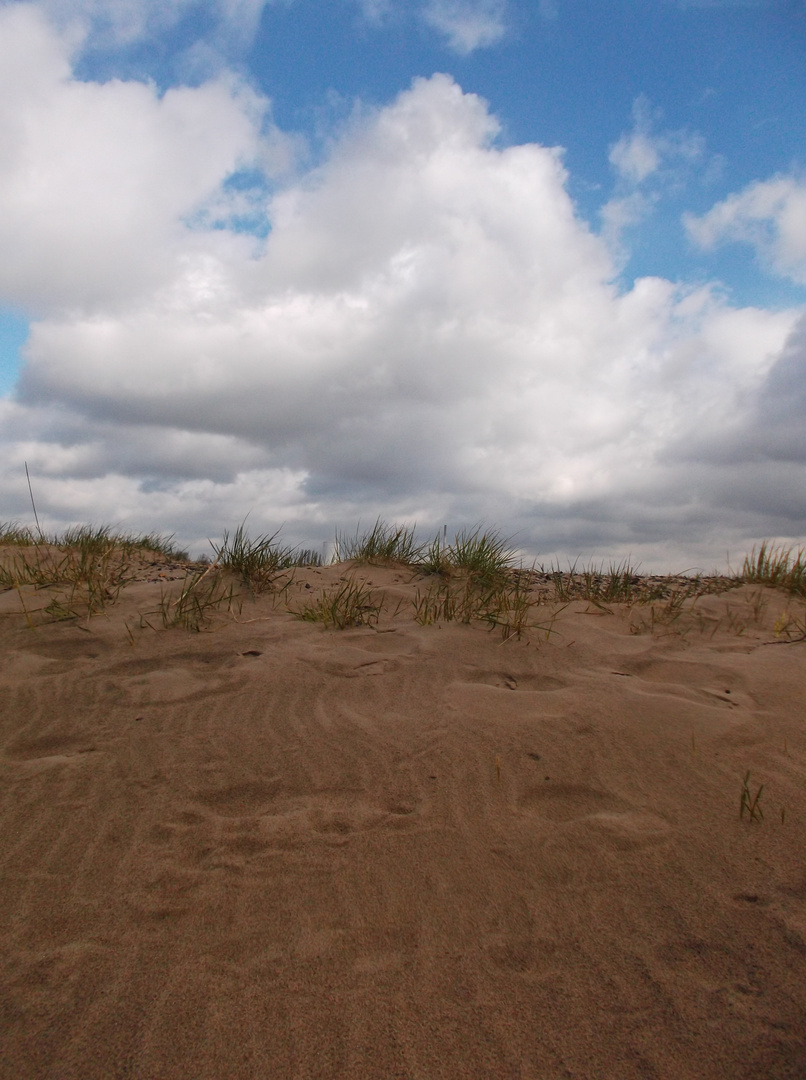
[0,0,805,569]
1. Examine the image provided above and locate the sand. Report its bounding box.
[1,554,805,1079]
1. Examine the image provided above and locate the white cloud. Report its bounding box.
[608,96,709,187]
[609,98,663,184]
[610,132,660,185]
[751,314,806,460]
[599,192,656,264]
[0,11,804,567]
[18,0,270,50]
[685,175,806,285]
[355,0,394,23]
[603,95,710,257]
[0,0,515,77]
[0,4,293,314]
[16,0,511,60]
[421,0,508,54]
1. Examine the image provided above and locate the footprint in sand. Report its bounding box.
[582,811,672,849]
[4,733,99,769]
[485,936,557,974]
[517,782,671,846]
[120,666,235,704]
[614,659,754,711]
[194,780,281,818]
[517,783,624,822]
[304,648,398,678]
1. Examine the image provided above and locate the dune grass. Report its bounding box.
[335,518,422,565]
[740,542,806,597]
[772,608,806,642]
[294,548,323,567]
[213,522,319,594]
[413,572,557,641]
[419,526,515,584]
[294,520,522,633]
[442,526,515,582]
[141,566,240,632]
[0,521,37,546]
[1,527,140,622]
[542,557,739,606]
[295,577,384,629]
[547,560,648,605]
[0,524,189,625]
[740,771,764,823]
[332,520,516,581]
[2,519,805,636]
[0,522,187,560]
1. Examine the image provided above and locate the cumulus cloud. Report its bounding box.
[421,0,508,53]
[752,314,806,460]
[0,4,297,314]
[599,191,656,260]
[685,175,806,285]
[0,9,804,566]
[670,312,806,467]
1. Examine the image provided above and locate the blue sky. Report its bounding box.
[0,0,804,566]
[0,308,29,394]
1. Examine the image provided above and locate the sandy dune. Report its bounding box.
[1,557,805,1078]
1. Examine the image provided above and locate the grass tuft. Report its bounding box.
[0,537,135,622]
[773,608,806,642]
[294,548,323,567]
[740,542,806,597]
[417,533,452,577]
[335,518,422,566]
[142,567,240,632]
[412,527,532,638]
[60,524,120,554]
[740,771,764,823]
[214,523,297,592]
[0,523,189,625]
[120,531,189,561]
[436,526,514,584]
[413,572,558,641]
[0,522,37,546]
[549,560,639,604]
[295,577,383,629]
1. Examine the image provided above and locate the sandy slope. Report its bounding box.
[1,558,805,1079]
